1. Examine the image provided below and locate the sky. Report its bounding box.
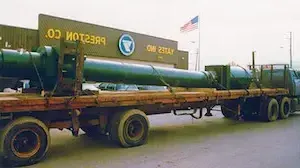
[1,0,299,70]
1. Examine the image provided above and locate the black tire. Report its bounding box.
[260,98,279,122]
[278,97,291,119]
[0,117,50,167]
[221,101,238,119]
[110,109,149,148]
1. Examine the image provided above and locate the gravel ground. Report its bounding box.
[5,110,300,168]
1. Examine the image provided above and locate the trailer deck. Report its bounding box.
[0,88,288,113]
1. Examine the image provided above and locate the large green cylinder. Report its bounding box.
[230,66,252,89]
[0,48,214,88]
[0,49,43,80]
[0,47,252,89]
[82,59,214,87]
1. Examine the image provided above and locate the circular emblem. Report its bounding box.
[118,34,135,56]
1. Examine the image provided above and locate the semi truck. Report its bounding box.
[0,39,299,166]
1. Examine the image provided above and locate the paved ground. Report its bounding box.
[10,111,300,168]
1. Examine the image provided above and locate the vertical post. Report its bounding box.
[71,109,80,137]
[284,65,287,89]
[270,65,274,88]
[197,15,201,71]
[252,51,256,79]
[290,32,293,68]
[260,65,263,82]
[74,41,84,95]
[58,38,65,83]
[194,48,198,71]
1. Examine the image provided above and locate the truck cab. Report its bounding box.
[290,69,300,111]
[252,64,300,112]
[288,68,300,96]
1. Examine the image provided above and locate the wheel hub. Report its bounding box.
[11,129,41,158]
[126,119,144,140]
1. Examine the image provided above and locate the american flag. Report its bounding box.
[180,16,199,33]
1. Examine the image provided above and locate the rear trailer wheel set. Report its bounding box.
[220,96,291,122]
[0,109,150,166]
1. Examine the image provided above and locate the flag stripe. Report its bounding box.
[180,24,198,32]
[180,16,199,33]
[180,24,197,32]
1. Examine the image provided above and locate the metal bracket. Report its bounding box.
[173,108,204,119]
[99,115,108,134]
[55,38,84,96]
[71,109,81,137]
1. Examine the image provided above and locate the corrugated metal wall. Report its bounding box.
[0,24,39,51]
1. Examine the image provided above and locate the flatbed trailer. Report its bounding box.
[0,40,297,166]
[0,87,290,166]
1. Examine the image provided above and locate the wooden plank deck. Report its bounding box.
[0,88,288,113]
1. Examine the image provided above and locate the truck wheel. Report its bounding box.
[278,97,291,119]
[260,98,279,122]
[110,109,149,148]
[221,101,238,119]
[0,117,50,167]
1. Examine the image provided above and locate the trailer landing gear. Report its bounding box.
[204,108,213,117]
